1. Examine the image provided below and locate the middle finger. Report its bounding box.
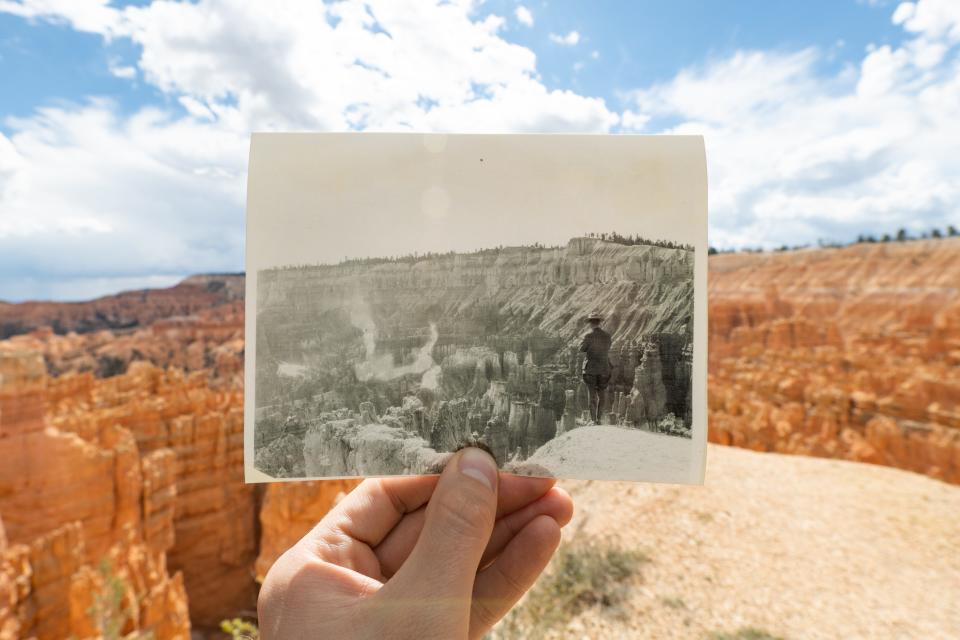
[374,476,567,578]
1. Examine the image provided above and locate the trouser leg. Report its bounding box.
[583,374,606,424]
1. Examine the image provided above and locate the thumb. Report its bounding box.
[381,448,498,628]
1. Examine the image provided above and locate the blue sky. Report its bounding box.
[487,1,904,93]
[0,0,958,301]
[0,1,906,127]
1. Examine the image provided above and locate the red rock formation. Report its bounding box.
[0,275,243,339]
[0,344,251,637]
[1,300,244,383]
[0,518,189,640]
[254,480,359,581]
[0,515,32,640]
[68,530,189,640]
[44,362,257,627]
[709,238,960,483]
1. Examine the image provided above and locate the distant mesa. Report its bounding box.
[0,273,244,339]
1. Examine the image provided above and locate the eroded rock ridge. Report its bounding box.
[253,238,695,478]
[709,239,960,482]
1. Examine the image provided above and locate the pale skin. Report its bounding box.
[258,448,575,640]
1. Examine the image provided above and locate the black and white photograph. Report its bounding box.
[244,133,707,483]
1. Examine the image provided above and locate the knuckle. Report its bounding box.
[434,487,493,539]
[493,562,528,600]
[471,595,502,632]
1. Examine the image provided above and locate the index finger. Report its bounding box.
[318,475,440,549]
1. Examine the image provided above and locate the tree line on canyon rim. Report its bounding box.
[275,231,696,269]
[709,224,960,255]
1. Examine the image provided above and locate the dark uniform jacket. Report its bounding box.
[579,327,612,375]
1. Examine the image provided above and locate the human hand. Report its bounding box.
[257,448,574,639]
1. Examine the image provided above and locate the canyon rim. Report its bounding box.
[244,133,708,483]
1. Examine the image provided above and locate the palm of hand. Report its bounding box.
[259,466,573,640]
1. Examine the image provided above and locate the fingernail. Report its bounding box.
[458,447,497,492]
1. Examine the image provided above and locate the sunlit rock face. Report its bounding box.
[0,351,191,638]
[708,238,960,483]
[0,314,246,632]
[254,479,360,582]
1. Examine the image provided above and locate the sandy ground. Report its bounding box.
[522,444,960,639]
[513,425,695,483]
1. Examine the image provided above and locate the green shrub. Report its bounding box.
[495,541,649,637]
[86,559,153,640]
[220,618,260,639]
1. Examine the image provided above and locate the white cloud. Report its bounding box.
[619,110,650,132]
[514,5,533,27]
[0,0,618,300]
[0,0,121,36]
[0,102,248,292]
[108,63,136,79]
[624,0,960,248]
[892,0,960,41]
[1,0,612,134]
[549,30,580,46]
[0,0,958,300]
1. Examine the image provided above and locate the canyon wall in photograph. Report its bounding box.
[254,237,695,479]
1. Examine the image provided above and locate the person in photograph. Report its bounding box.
[579,312,612,424]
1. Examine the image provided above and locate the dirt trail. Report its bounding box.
[547,444,960,639]
[514,425,696,483]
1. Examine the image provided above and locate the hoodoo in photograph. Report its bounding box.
[244,133,707,483]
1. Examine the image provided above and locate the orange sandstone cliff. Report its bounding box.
[0,349,190,639]
[709,238,960,482]
[0,288,256,636]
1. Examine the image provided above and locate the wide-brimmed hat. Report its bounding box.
[586,312,604,321]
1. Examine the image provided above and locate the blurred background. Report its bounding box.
[0,1,957,638]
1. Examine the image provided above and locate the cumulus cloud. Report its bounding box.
[515,5,533,27]
[0,0,958,300]
[619,110,650,132]
[0,0,122,35]
[0,101,248,300]
[108,63,136,79]
[0,0,617,300]
[624,0,960,248]
[549,30,580,46]
[892,0,960,40]
[2,0,611,132]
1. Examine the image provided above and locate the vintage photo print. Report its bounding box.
[244,133,707,484]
